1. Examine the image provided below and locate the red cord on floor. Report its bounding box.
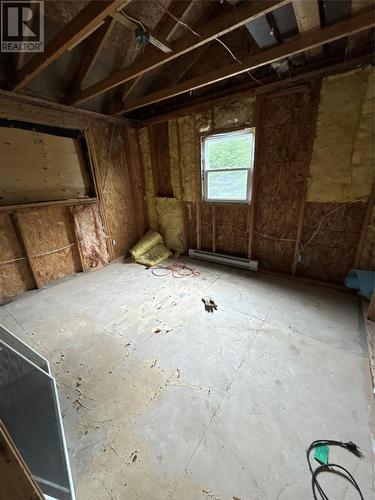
[150,261,200,278]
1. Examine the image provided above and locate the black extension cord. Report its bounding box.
[306,440,364,500]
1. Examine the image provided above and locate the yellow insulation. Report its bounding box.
[138,127,158,229]
[307,67,374,202]
[156,197,184,254]
[130,230,172,266]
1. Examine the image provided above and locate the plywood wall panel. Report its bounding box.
[17,206,80,286]
[298,202,366,282]
[253,87,319,273]
[0,213,34,301]
[215,204,248,257]
[89,120,142,259]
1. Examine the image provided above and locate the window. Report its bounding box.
[202,128,255,203]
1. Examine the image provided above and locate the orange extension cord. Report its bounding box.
[150,261,200,278]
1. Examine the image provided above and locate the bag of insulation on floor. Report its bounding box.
[130,230,172,267]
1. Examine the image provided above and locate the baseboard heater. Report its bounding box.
[189,249,259,271]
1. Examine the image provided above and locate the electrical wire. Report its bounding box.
[150,261,200,278]
[121,10,147,32]
[306,439,364,500]
[156,0,263,86]
[299,201,364,260]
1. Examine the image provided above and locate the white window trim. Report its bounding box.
[201,127,255,204]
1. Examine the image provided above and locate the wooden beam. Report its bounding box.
[66,17,116,101]
[10,213,41,288]
[292,0,322,59]
[121,11,374,112]
[70,0,290,104]
[354,181,375,268]
[119,0,197,105]
[137,50,373,126]
[111,12,172,53]
[10,0,127,91]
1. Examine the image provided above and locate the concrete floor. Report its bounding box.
[0,259,374,499]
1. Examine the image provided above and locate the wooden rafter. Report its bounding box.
[292,0,322,59]
[111,11,172,53]
[10,0,128,92]
[120,0,194,104]
[66,17,116,101]
[69,0,291,105]
[120,10,374,113]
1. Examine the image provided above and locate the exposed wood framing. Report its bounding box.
[84,129,115,260]
[0,198,98,214]
[194,114,202,250]
[124,129,143,240]
[119,0,194,106]
[10,213,41,288]
[291,81,322,275]
[66,17,116,101]
[69,207,85,272]
[212,206,216,254]
[147,125,160,198]
[137,51,373,126]
[10,0,127,91]
[248,96,263,259]
[122,10,374,112]
[354,181,375,268]
[70,0,290,105]
[292,0,322,59]
[176,119,188,252]
[111,11,171,53]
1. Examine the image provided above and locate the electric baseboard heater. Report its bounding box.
[0,324,76,500]
[189,249,259,271]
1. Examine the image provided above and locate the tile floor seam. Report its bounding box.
[169,297,277,497]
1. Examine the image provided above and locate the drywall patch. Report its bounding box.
[156,197,184,254]
[307,67,374,202]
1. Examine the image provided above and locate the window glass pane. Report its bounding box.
[205,132,253,170]
[207,170,248,201]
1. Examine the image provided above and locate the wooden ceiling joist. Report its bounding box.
[68,0,291,105]
[292,0,322,59]
[66,17,116,101]
[119,10,374,113]
[10,0,128,92]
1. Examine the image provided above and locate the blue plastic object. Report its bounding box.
[345,269,375,299]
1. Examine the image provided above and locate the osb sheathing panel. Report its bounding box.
[139,126,158,230]
[71,203,109,270]
[156,197,184,253]
[0,127,90,206]
[307,67,374,202]
[212,97,255,130]
[17,206,80,286]
[298,202,366,283]
[360,205,375,271]
[253,88,319,272]
[0,213,34,301]
[215,204,248,257]
[90,120,140,258]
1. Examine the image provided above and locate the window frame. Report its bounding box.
[201,127,255,205]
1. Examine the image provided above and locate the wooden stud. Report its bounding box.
[124,128,143,240]
[66,17,116,102]
[212,206,216,253]
[11,0,127,91]
[147,126,160,197]
[248,96,263,259]
[175,119,188,252]
[71,0,289,104]
[121,11,374,112]
[368,292,375,322]
[84,129,115,260]
[291,81,322,275]
[354,181,375,268]
[194,114,202,250]
[10,213,41,288]
[69,206,85,272]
